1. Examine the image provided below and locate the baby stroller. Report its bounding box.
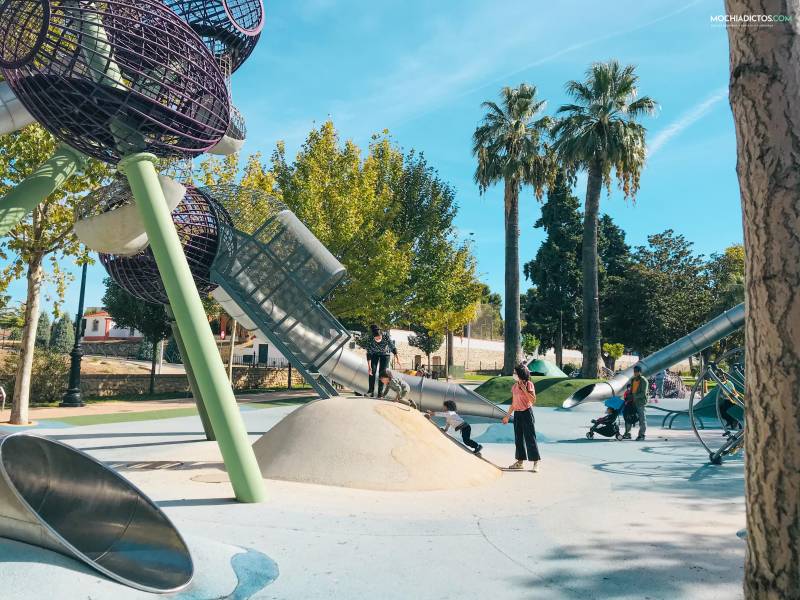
[586,396,624,440]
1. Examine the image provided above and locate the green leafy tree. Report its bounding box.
[102,278,173,394]
[35,312,51,349]
[605,230,711,355]
[473,83,553,374]
[0,124,112,423]
[521,333,540,358]
[598,215,632,344]
[522,171,583,367]
[49,314,75,354]
[407,324,445,370]
[601,342,625,371]
[704,244,745,357]
[0,301,24,329]
[205,122,482,330]
[0,349,69,405]
[552,60,657,377]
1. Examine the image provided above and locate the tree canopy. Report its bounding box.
[605,230,711,355]
[198,121,483,331]
[101,278,172,345]
[522,171,583,355]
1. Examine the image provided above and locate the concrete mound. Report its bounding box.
[252,397,501,491]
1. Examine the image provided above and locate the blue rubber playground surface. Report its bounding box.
[0,399,745,599]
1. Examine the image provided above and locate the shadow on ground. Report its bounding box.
[513,531,744,599]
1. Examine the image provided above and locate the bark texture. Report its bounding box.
[581,161,603,378]
[502,177,523,375]
[11,256,44,425]
[725,2,800,598]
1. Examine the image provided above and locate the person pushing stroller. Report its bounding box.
[623,365,648,440]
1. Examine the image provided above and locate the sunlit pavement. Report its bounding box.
[0,401,744,599]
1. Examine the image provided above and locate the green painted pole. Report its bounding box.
[0,144,84,236]
[166,305,216,441]
[121,152,264,503]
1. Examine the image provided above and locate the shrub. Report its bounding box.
[49,315,75,354]
[563,362,581,376]
[0,349,70,405]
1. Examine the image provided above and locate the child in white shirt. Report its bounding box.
[428,400,483,455]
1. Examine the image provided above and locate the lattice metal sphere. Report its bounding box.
[0,0,49,69]
[163,0,264,73]
[100,185,231,304]
[0,0,230,163]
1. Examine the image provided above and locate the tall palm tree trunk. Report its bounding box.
[12,254,44,425]
[726,2,800,597]
[502,177,522,374]
[581,160,603,378]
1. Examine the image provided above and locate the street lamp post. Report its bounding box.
[61,260,88,407]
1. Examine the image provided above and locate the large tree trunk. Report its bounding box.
[502,177,522,375]
[725,2,800,598]
[581,160,603,378]
[11,255,44,424]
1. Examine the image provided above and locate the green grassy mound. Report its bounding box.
[474,376,604,407]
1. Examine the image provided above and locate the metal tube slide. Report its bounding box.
[0,432,193,593]
[0,82,35,135]
[212,288,507,420]
[562,303,745,408]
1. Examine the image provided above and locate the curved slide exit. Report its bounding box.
[562,303,745,408]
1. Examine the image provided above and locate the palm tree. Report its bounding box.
[473,84,552,375]
[552,60,656,378]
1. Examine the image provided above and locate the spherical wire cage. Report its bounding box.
[0,0,49,69]
[99,184,233,304]
[0,0,231,164]
[162,0,264,73]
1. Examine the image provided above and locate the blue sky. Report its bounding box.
[9,0,741,315]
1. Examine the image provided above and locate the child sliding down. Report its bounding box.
[427,400,483,455]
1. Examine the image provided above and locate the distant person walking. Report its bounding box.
[365,325,401,397]
[502,363,541,472]
[623,365,648,440]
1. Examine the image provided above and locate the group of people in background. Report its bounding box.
[364,324,541,470]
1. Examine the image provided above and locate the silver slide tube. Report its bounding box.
[212,288,507,420]
[0,82,35,135]
[0,432,193,593]
[562,303,745,408]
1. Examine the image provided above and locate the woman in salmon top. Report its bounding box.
[502,363,541,471]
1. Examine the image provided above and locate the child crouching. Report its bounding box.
[427,400,483,455]
[379,369,417,409]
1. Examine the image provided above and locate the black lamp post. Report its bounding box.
[61,260,88,407]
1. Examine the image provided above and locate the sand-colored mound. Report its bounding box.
[252,397,501,491]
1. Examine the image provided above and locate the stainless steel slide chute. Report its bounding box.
[211,216,507,420]
[0,432,193,593]
[562,303,745,408]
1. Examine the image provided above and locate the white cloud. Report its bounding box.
[647,86,728,157]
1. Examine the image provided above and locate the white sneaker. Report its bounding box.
[508,460,523,470]
[532,461,540,473]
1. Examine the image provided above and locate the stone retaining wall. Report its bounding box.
[80,366,305,397]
